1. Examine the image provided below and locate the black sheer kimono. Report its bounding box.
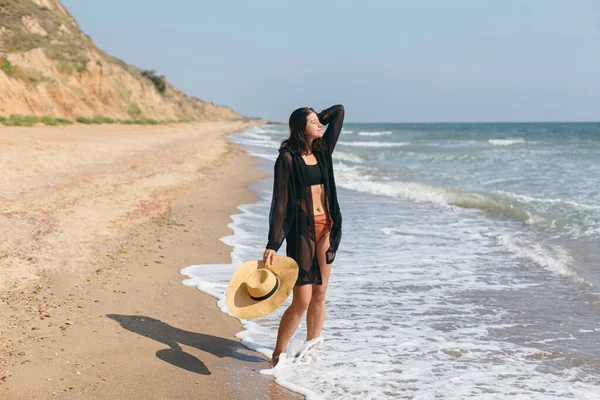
[266,105,345,285]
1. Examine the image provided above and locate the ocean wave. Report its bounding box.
[494,191,600,211]
[431,154,481,163]
[333,151,364,163]
[252,127,284,134]
[233,136,282,149]
[499,234,587,285]
[488,138,528,146]
[338,141,407,148]
[243,132,272,140]
[358,131,392,136]
[341,129,354,134]
[494,191,600,239]
[335,164,548,223]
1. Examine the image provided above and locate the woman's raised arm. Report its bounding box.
[318,104,345,153]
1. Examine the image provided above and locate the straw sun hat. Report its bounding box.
[226,256,299,319]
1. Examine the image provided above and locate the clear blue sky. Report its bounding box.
[60,0,599,122]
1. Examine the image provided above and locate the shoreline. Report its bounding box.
[0,122,300,399]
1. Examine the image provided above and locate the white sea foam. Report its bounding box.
[233,136,282,149]
[333,151,364,163]
[243,132,273,140]
[488,138,527,146]
[253,126,284,134]
[357,131,392,136]
[499,233,586,284]
[495,190,600,211]
[334,163,548,223]
[493,190,600,238]
[227,126,286,149]
[338,141,407,148]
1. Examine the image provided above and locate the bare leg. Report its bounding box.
[271,284,312,367]
[306,233,332,341]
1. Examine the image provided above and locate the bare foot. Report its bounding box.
[269,353,281,368]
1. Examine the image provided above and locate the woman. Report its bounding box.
[262,104,345,367]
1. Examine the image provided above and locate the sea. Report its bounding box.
[181,122,600,399]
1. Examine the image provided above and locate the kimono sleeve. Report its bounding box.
[318,104,345,153]
[266,152,294,252]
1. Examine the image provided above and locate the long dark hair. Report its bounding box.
[279,107,325,155]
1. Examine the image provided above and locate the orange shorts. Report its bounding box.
[311,213,333,243]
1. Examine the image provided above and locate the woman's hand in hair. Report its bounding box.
[263,249,276,266]
[318,110,330,125]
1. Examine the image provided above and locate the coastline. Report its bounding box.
[0,122,301,399]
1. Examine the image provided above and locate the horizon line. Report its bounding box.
[266,120,600,124]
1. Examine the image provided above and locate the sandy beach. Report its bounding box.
[0,122,300,399]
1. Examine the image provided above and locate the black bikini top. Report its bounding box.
[305,162,324,186]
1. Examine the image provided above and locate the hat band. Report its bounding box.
[249,277,279,301]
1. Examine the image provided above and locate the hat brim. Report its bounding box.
[226,256,298,319]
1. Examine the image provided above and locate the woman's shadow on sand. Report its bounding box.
[107,314,265,375]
